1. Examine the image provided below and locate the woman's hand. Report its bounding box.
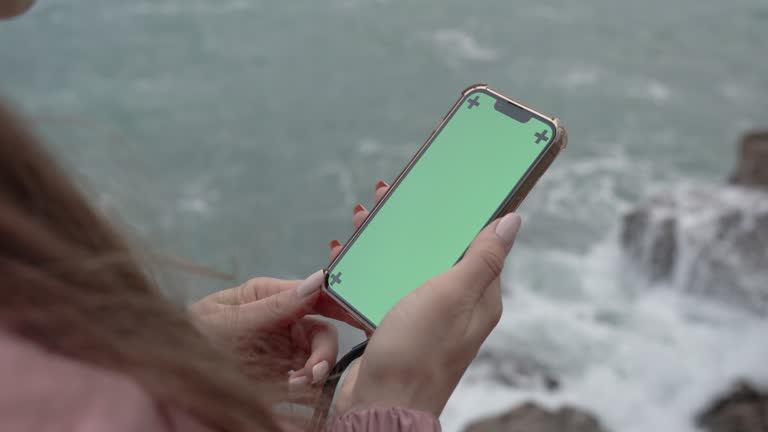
[334,212,522,416]
[190,180,391,387]
[190,272,339,385]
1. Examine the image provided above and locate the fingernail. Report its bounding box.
[353,203,366,214]
[375,180,389,190]
[297,270,324,298]
[289,375,310,388]
[312,360,330,384]
[495,213,522,247]
[329,239,341,249]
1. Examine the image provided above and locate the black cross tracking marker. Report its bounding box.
[466,95,480,110]
[329,272,343,287]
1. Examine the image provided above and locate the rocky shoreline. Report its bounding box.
[462,130,768,432]
[464,403,608,432]
[620,130,768,316]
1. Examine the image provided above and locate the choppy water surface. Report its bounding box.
[2,0,768,430]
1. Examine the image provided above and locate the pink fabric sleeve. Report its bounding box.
[0,330,210,432]
[330,407,441,432]
[0,329,441,432]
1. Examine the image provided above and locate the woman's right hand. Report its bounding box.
[329,186,522,416]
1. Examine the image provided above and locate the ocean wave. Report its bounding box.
[428,29,499,63]
[442,235,768,432]
[625,78,673,105]
[101,0,254,18]
[562,66,602,88]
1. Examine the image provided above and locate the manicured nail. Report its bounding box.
[329,239,341,249]
[353,203,366,214]
[297,270,324,298]
[312,360,330,384]
[495,213,522,247]
[375,180,389,190]
[289,375,310,388]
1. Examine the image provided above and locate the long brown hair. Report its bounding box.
[0,101,282,431]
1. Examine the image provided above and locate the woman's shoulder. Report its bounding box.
[0,329,208,432]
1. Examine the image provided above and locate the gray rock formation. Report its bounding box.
[622,130,768,311]
[620,184,768,314]
[697,382,768,432]
[469,351,560,391]
[730,130,768,188]
[464,403,607,432]
[471,130,768,432]
[621,194,678,282]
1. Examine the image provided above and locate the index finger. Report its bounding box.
[211,277,300,305]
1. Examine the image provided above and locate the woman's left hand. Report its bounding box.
[190,179,390,388]
[190,272,340,386]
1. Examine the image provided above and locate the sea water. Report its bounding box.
[2,0,768,430]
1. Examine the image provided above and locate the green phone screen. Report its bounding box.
[327,89,556,327]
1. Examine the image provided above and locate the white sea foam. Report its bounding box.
[562,66,602,88]
[626,79,672,104]
[442,236,768,432]
[441,157,768,432]
[720,81,756,102]
[103,0,253,18]
[356,137,383,156]
[429,29,499,63]
[178,196,210,214]
[174,180,219,216]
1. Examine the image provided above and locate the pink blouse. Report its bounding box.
[0,330,440,431]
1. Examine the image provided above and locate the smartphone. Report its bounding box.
[324,84,567,331]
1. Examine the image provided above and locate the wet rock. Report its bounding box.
[464,402,608,432]
[730,130,768,188]
[697,382,768,432]
[620,184,768,315]
[469,351,560,391]
[621,199,677,281]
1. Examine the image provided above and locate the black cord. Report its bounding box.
[310,340,368,431]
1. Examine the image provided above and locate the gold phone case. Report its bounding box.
[325,83,568,331]
[459,84,568,216]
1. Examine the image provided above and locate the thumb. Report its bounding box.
[450,213,522,296]
[237,270,325,329]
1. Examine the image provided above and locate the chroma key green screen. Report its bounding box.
[326,88,556,327]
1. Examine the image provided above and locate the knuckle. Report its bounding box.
[323,321,339,338]
[306,317,337,335]
[263,293,286,317]
[476,248,505,277]
[238,277,264,301]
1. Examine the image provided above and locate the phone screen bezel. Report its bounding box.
[324,85,558,331]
